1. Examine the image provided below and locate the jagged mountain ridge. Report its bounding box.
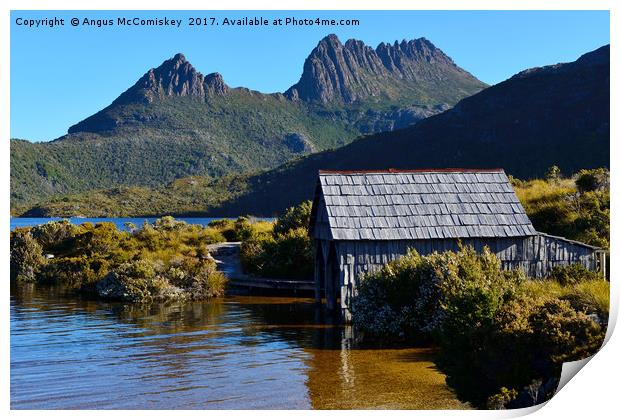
[19,45,610,218]
[11,34,487,209]
[206,45,610,216]
[68,34,485,135]
[286,35,480,104]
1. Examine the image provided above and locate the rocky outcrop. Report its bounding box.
[68,53,230,133]
[283,132,315,153]
[285,34,484,104]
[113,53,229,105]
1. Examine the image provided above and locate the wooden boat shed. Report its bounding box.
[309,169,605,321]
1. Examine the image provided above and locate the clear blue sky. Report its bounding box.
[11,10,609,141]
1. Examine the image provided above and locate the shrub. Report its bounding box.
[545,165,561,182]
[209,217,271,242]
[39,255,109,289]
[166,255,227,298]
[10,230,45,283]
[10,217,228,301]
[239,202,313,280]
[29,220,80,252]
[350,246,606,408]
[529,298,605,365]
[208,219,237,241]
[549,263,602,286]
[352,246,524,342]
[273,200,312,235]
[241,227,313,279]
[487,388,518,410]
[575,168,609,193]
[97,259,175,302]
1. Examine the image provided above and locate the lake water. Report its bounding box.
[10,286,468,409]
[10,217,269,231]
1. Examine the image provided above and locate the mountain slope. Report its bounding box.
[209,44,610,216]
[19,45,610,218]
[11,35,485,208]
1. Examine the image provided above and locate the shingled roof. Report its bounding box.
[311,169,537,241]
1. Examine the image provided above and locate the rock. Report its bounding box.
[285,34,481,104]
[283,133,315,153]
[69,53,230,133]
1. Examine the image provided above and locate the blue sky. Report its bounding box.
[11,10,609,141]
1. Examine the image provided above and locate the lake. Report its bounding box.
[10,217,272,231]
[10,286,468,409]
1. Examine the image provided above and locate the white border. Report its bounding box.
[1,2,616,420]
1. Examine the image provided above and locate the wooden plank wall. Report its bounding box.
[325,235,599,319]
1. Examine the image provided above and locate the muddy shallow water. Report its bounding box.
[10,286,468,409]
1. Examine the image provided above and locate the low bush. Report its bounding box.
[351,246,607,408]
[273,200,312,235]
[10,217,228,302]
[549,263,602,286]
[240,202,314,280]
[209,217,273,242]
[10,230,45,283]
[241,227,313,280]
[513,168,609,249]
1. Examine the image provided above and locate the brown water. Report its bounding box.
[10,286,468,409]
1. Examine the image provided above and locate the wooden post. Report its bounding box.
[325,243,336,311]
[314,240,323,304]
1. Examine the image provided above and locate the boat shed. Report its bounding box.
[309,169,605,321]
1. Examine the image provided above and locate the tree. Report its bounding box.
[273,200,312,236]
[545,165,561,183]
[575,168,610,194]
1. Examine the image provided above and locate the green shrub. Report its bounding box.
[10,230,45,283]
[29,220,80,252]
[549,263,602,286]
[39,255,109,289]
[208,219,238,241]
[209,217,272,242]
[350,246,606,408]
[575,168,609,193]
[273,200,312,235]
[352,246,524,341]
[239,202,313,280]
[241,227,313,279]
[97,259,175,302]
[10,217,228,301]
[529,298,604,364]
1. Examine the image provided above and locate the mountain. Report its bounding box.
[19,45,610,218]
[11,35,485,209]
[206,44,610,216]
[285,35,482,105]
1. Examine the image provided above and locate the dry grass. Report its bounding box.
[520,278,610,319]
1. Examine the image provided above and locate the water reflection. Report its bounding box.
[11,286,468,409]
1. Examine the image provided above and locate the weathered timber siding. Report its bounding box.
[327,235,599,318]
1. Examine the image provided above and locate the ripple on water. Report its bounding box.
[11,287,468,409]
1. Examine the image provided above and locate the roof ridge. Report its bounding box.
[319,168,505,174]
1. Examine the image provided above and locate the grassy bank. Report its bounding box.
[513,167,609,249]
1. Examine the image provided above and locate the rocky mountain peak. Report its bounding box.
[285,35,480,104]
[113,53,229,105]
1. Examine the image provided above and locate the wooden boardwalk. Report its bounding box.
[207,242,314,293]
